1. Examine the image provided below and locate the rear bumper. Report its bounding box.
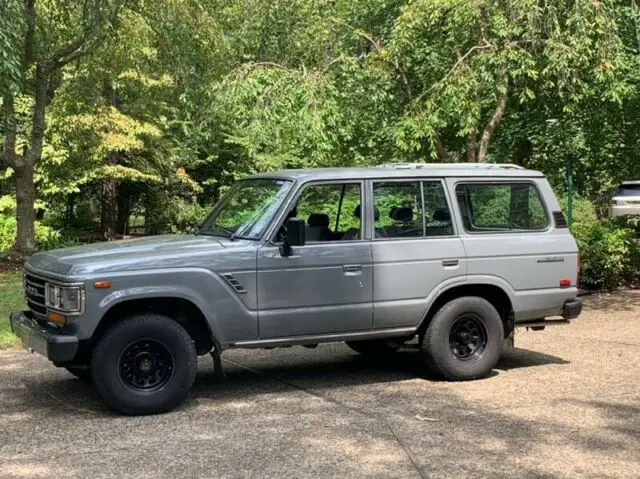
[610,205,640,217]
[10,311,79,362]
[515,298,582,330]
[562,298,582,320]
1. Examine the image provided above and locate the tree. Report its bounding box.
[389,0,624,162]
[1,0,129,253]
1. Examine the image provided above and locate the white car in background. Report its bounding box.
[610,181,640,217]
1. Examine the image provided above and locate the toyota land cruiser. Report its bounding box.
[11,163,582,415]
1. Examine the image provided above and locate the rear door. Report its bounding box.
[371,179,466,329]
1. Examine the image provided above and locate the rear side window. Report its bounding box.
[456,183,548,232]
[616,184,640,196]
[373,181,453,238]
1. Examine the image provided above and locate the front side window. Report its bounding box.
[373,181,453,238]
[455,183,548,232]
[277,182,362,242]
[199,179,293,240]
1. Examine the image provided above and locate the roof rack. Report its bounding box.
[374,162,525,170]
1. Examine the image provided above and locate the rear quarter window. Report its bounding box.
[616,184,640,196]
[455,182,549,232]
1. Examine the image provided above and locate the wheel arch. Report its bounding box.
[93,296,217,356]
[418,282,514,339]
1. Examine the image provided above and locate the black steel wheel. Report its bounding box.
[421,296,503,381]
[119,339,174,392]
[448,315,488,361]
[92,314,197,415]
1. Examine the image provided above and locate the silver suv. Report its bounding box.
[610,180,640,217]
[11,163,582,415]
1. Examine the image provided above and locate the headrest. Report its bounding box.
[307,213,329,228]
[433,208,451,222]
[287,207,297,218]
[390,206,413,222]
[353,204,380,221]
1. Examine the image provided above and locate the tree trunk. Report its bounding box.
[477,73,508,163]
[466,133,477,162]
[101,82,120,240]
[101,176,118,241]
[14,165,37,254]
[101,150,119,241]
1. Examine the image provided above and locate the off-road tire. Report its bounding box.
[91,314,197,415]
[421,296,503,381]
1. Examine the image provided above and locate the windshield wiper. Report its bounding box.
[197,225,237,239]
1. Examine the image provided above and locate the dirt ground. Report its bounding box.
[1,291,638,478]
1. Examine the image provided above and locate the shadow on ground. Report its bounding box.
[2,342,638,478]
[582,289,640,312]
[3,346,569,420]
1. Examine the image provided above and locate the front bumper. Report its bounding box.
[10,311,79,362]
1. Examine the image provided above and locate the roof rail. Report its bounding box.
[374,162,525,170]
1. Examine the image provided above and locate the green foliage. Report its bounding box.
[572,219,640,290]
[0,271,24,349]
[0,0,24,96]
[144,196,209,235]
[0,214,67,252]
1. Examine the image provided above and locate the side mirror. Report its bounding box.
[280,217,306,256]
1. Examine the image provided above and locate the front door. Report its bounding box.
[257,181,373,338]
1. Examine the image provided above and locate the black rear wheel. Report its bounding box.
[91,314,197,415]
[421,296,503,380]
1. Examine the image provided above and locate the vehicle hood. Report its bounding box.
[28,234,256,277]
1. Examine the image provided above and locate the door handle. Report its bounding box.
[442,259,459,267]
[343,264,362,275]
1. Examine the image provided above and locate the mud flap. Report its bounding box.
[209,346,226,378]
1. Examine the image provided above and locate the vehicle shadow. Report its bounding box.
[5,345,570,418]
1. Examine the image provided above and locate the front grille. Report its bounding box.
[24,272,47,320]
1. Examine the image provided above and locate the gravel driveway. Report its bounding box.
[1,292,639,478]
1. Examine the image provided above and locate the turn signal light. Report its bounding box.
[559,279,572,287]
[94,280,112,289]
[47,311,66,326]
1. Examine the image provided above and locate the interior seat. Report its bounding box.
[341,204,378,240]
[426,208,453,236]
[306,213,331,242]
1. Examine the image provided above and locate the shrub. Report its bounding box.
[572,219,639,290]
[144,195,210,235]
[0,214,71,252]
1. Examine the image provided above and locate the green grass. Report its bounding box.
[0,271,24,349]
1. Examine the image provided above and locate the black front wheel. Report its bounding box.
[421,297,503,381]
[91,314,197,415]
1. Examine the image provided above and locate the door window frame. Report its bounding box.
[267,179,367,244]
[368,178,457,241]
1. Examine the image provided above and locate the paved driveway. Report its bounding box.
[1,292,639,478]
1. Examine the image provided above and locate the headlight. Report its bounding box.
[614,199,628,206]
[45,283,85,314]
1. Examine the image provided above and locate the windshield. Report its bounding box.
[199,178,293,240]
[616,184,640,197]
